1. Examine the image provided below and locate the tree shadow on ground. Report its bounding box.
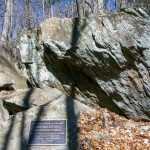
[2,88,47,150]
[2,115,16,150]
[66,84,78,150]
[20,89,34,150]
[42,17,87,149]
[66,17,82,150]
[1,89,34,150]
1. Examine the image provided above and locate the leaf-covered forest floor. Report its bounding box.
[78,108,150,150]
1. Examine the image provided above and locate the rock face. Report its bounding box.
[0,93,93,150]
[0,72,14,88]
[16,8,150,121]
[2,87,62,113]
[0,45,28,90]
[0,80,93,149]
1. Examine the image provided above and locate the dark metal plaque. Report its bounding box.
[28,120,67,145]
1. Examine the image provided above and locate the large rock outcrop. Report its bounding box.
[0,89,93,150]
[0,45,28,90]
[16,8,150,121]
[1,87,62,114]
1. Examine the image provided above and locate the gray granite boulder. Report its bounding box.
[0,95,93,150]
[0,45,28,90]
[0,87,63,115]
[0,72,14,88]
[0,100,9,122]
[2,87,62,108]
[16,9,150,121]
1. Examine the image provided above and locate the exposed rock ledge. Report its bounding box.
[0,88,93,150]
[16,8,150,121]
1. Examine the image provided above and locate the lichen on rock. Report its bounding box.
[17,9,150,121]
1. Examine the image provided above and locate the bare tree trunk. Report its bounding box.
[82,0,85,16]
[96,0,99,14]
[76,0,84,17]
[97,0,104,13]
[48,2,51,17]
[50,4,53,17]
[116,0,121,11]
[25,0,32,29]
[58,2,62,17]
[1,0,14,46]
[42,0,45,18]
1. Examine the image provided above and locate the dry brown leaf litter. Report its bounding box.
[77,109,150,150]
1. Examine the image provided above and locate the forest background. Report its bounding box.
[0,0,149,46]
